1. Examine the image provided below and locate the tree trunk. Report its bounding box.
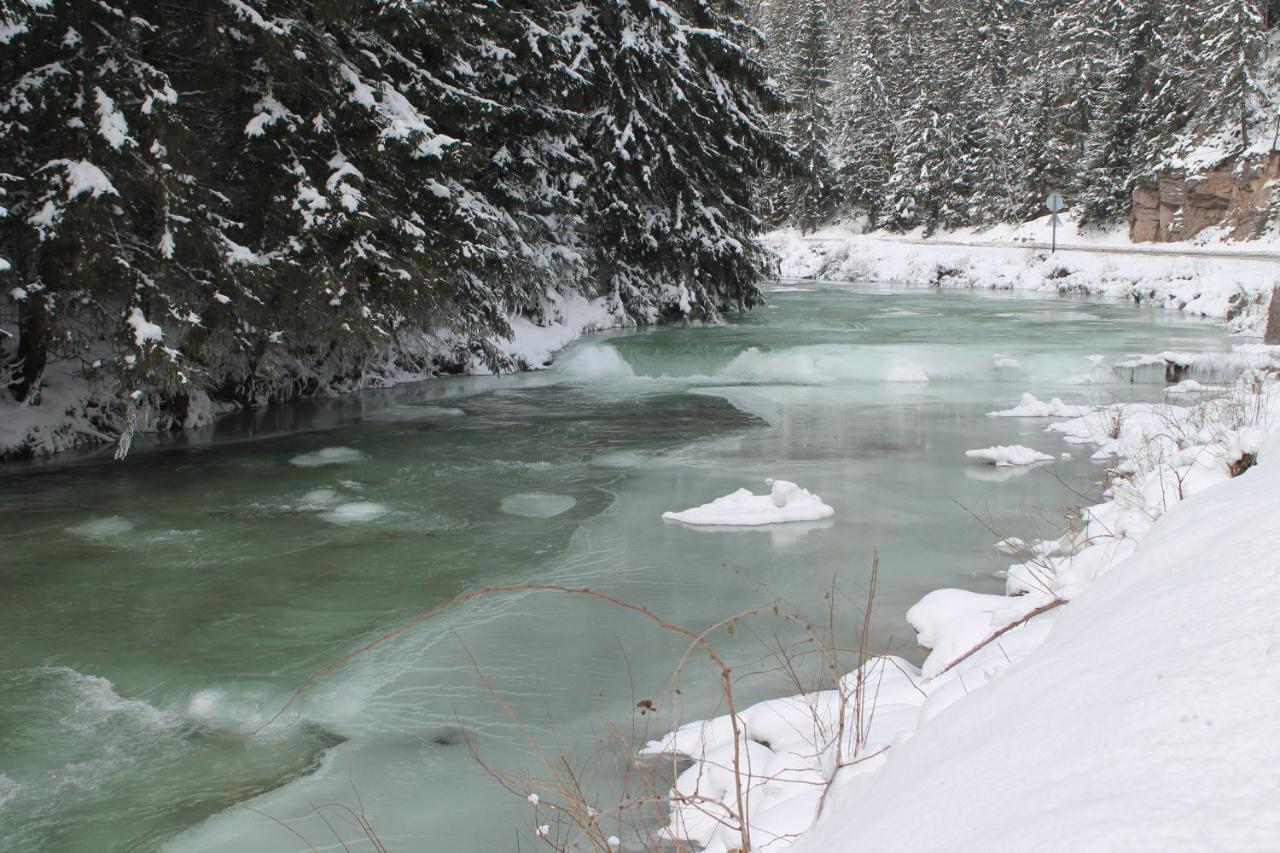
[1265,285,1280,345]
[10,300,49,402]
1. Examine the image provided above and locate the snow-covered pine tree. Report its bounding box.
[1201,0,1269,148]
[833,0,896,224]
[573,0,785,320]
[1076,1,1160,225]
[788,0,840,233]
[1136,0,1204,173]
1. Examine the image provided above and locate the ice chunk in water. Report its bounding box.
[965,445,1054,467]
[66,516,133,539]
[590,451,648,468]
[662,479,835,526]
[289,446,365,467]
[500,493,578,518]
[319,501,389,524]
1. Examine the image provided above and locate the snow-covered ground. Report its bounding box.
[0,291,619,460]
[769,217,1279,336]
[645,357,1280,852]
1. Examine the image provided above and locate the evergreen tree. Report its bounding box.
[573,0,786,319]
[1201,0,1268,147]
[788,0,840,232]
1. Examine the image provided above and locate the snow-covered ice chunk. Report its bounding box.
[987,393,1093,418]
[500,493,577,518]
[319,501,388,524]
[965,445,1054,467]
[289,446,365,467]
[662,480,834,526]
[66,516,134,539]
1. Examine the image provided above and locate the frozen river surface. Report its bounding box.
[0,285,1233,851]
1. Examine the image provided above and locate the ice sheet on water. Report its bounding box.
[662,479,834,526]
[499,493,578,518]
[65,516,133,539]
[319,501,389,524]
[365,405,465,422]
[590,450,649,468]
[289,446,365,467]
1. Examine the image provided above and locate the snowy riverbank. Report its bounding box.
[645,356,1280,851]
[0,292,619,460]
[768,218,1279,336]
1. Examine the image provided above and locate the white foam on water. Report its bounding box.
[40,667,179,732]
[0,774,22,810]
[500,493,578,518]
[556,345,636,379]
[65,516,133,539]
[300,488,341,506]
[288,446,365,467]
[319,501,389,525]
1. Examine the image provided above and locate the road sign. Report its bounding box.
[1045,192,1064,213]
[1051,214,1063,227]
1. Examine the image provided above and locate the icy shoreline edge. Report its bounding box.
[646,360,1280,852]
[0,292,620,462]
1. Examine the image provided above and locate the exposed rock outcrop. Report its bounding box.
[1131,152,1280,242]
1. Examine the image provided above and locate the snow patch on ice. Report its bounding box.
[965,445,1054,466]
[662,480,834,527]
[987,392,1093,418]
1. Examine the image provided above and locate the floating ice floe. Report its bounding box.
[366,405,465,421]
[662,479,834,526]
[965,445,1054,466]
[500,493,578,518]
[289,446,365,467]
[319,501,389,524]
[65,516,133,539]
[987,393,1093,418]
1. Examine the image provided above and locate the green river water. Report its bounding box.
[0,284,1233,852]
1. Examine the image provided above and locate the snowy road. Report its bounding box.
[802,235,1280,262]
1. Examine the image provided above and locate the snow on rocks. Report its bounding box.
[662,480,834,526]
[288,446,365,467]
[986,392,1092,418]
[964,445,1054,466]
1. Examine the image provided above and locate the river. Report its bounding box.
[0,284,1233,852]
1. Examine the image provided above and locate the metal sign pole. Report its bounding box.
[1044,193,1064,254]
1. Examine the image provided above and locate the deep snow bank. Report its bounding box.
[647,364,1280,852]
[768,219,1277,335]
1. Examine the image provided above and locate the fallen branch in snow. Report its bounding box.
[929,598,1066,681]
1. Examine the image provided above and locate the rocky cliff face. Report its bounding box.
[1131,152,1280,242]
